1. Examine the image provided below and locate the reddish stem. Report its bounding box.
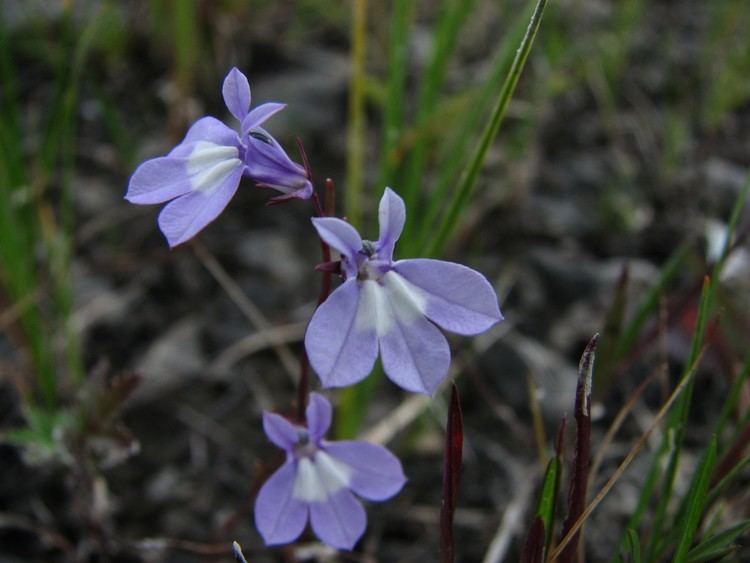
[294,140,336,423]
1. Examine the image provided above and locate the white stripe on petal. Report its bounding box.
[355,279,390,336]
[292,452,352,502]
[187,141,241,193]
[354,273,427,337]
[382,271,426,325]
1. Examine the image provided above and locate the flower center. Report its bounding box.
[293,429,317,459]
[356,240,391,282]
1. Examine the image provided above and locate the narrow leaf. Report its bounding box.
[345,0,367,228]
[686,519,750,563]
[428,0,549,256]
[673,435,718,562]
[536,456,559,555]
[558,334,599,563]
[625,529,642,563]
[402,0,476,213]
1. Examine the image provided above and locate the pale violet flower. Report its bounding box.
[255,393,406,550]
[126,67,312,247]
[305,188,503,394]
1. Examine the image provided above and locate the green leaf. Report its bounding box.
[686,519,750,562]
[673,436,719,562]
[536,456,559,552]
[427,0,550,257]
[625,529,642,563]
[401,0,476,214]
[410,0,537,256]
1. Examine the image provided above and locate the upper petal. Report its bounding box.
[254,461,309,546]
[306,393,332,443]
[157,161,243,247]
[173,117,239,155]
[263,412,300,451]
[222,67,251,122]
[324,441,406,501]
[394,259,503,335]
[310,217,363,268]
[241,102,286,135]
[126,156,194,204]
[378,271,451,394]
[305,279,378,388]
[376,187,406,260]
[308,488,366,551]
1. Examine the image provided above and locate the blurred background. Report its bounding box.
[1,0,749,561]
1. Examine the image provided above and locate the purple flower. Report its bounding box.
[125,67,312,247]
[305,188,503,395]
[255,393,406,550]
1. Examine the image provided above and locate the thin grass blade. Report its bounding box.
[412,0,536,255]
[345,0,367,229]
[377,0,414,189]
[685,519,750,563]
[401,0,476,214]
[673,436,719,562]
[428,0,549,257]
[625,529,642,563]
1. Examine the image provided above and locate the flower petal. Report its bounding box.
[244,129,312,199]
[309,489,366,550]
[293,452,351,502]
[305,279,378,388]
[157,161,243,247]
[126,156,194,204]
[324,441,406,501]
[394,258,503,334]
[222,67,251,122]
[306,393,332,442]
[254,461,309,546]
[263,412,300,451]
[171,117,239,156]
[376,187,406,260]
[241,102,286,135]
[310,217,363,269]
[378,271,451,394]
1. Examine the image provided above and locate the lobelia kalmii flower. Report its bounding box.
[254,393,406,550]
[125,67,312,247]
[305,188,503,395]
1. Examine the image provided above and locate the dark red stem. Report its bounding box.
[440,383,464,563]
[559,334,598,563]
[294,140,336,423]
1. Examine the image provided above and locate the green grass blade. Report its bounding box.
[345,0,367,229]
[686,519,750,562]
[400,0,475,213]
[377,0,414,189]
[705,450,750,510]
[173,0,198,97]
[714,352,750,444]
[673,436,719,562]
[536,456,560,554]
[645,278,712,562]
[427,0,549,257]
[614,242,691,360]
[409,0,536,256]
[625,529,642,563]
